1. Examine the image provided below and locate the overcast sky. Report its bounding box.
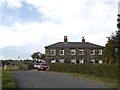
[0,0,118,60]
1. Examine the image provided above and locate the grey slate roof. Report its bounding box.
[45,42,104,49]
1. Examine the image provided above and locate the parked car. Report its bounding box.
[34,63,40,69]
[38,63,49,71]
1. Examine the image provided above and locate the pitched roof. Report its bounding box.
[45,42,104,49]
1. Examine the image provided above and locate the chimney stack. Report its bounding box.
[82,37,85,42]
[64,36,68,42]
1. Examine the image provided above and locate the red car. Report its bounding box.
[38,63,49,71]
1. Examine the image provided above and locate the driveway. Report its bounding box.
[9,70,108,88]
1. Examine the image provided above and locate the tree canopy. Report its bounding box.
[31,52,45,61]
[103,25,120,63]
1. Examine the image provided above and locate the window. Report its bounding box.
[59,59,64,63]
[51,49,56,55]
[59,50,64,55]
[71,49,76,55]
[97,50,102,55]
[90,49,95,55]
[79,49,84,55]
[90,59,95,63]
[71,59,76,64]
[79,59,84,63]
[51,59,56,63]
[98,60,102,64]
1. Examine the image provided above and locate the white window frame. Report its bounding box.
[51,49,56,55]
[71,59,76,64]
[79,59,84,63]
[71,49,76,55]
[51,59,56,63]
[59,59,64,63]
[98,49,102,55]
[90,49,95,55]
[90,59,95,63]
[79,49,84,55]
[98,60,102,64]
[59,50,64,55]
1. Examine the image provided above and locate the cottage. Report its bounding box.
[45,36,104,64]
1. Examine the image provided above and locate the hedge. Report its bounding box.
[49,63,118,80]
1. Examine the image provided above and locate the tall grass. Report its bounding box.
[2,70,18,89]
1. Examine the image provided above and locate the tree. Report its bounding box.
[31,52,40,61]
[31,52,45,61]
[103,15,120,63]
[103,30,120,63]
[103,38,116,63]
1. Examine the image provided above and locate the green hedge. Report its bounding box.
[49,63,118,80]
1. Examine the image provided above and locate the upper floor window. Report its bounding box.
[59,50,64,55]
[90,49,95,55]
[97,49,102,55]
[71,49,76,55]
[51,49,56,55]
[79,49,84,55]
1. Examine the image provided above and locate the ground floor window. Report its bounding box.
[90,59,95,63]
[51,59,56,63]
[98,60,102,64]
[59,59,64,63]
[79,59,84,63]
[71,59,76,64]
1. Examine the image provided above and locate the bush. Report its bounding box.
[49,63,118,80]
[26,63,34,70]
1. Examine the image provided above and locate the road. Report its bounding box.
[10,70,108,88]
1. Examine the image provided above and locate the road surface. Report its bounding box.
[10,70,108,88]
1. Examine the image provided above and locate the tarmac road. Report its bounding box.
[9,70,108,88]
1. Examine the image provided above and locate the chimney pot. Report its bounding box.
[64,36,68,42]
[82,37,85,42]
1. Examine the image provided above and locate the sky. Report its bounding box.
[0,0,119,60]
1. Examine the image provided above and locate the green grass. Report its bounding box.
[48,71,118,88]
[2,70,18,89]
[67,72,118,88]
[6,69,28,71]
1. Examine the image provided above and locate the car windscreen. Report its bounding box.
[40,63,48,66]
[40,64,45,65]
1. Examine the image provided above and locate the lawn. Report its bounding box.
[2,69,18,89]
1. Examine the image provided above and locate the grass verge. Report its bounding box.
[48,71,118,88]
[6,69,28,71]
[67,72,118,88]
[2,70,18,89]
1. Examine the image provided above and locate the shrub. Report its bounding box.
[26,63,34,70]
[49,63,118,80]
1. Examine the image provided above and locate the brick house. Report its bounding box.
[45,36,104,64]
